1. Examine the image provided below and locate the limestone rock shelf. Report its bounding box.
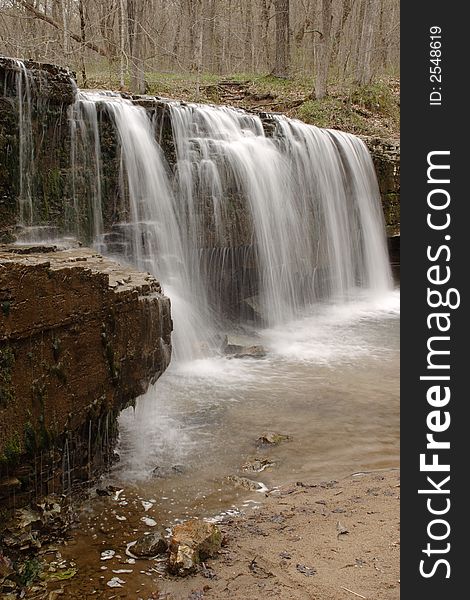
[0,245,172,507]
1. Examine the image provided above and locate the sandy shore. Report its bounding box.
[155,469,400,600]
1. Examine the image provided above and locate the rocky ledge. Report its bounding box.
[0,56,75,104]
[0,245,172,509]
[360,135,400,237]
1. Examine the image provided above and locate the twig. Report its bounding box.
[340,587,366,599]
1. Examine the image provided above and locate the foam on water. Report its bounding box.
[114,287,399,482]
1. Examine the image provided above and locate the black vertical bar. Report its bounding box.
[401,2,467,598]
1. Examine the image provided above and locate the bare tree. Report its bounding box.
[356,0,377,86]
[260,0,271,70]
[119,0,126,88]
[15,0,108,57]
[0,0,400,92]
[273,0,289,77]
[127,0,146,93]
[314,0,332,99]
[78,0,87,85]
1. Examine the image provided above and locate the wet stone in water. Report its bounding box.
[256,432,291,447]
[132,532,168,558]
[242,458,275,472]
[225,475,267,492]
[151,464,187,478]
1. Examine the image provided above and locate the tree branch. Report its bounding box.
[17,0,108,58]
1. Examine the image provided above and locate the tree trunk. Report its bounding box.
[195,4,204,97]
[205,0,216,72]
[314,0,332,99]
[378,0,387,70]
[127,0,146,94]
[187,0,201,72]
[261,0,271,71]
[333,0,352,79]
[273,0,289,77]
[245,0,254,72]
[60,0,68,57]
[119,0,126,88]
[356,0,376,86]
[78,0,87,86]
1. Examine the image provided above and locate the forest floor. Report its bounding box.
[84,70,400,140]
[151,469,400,600]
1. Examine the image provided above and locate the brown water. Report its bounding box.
[54,289,399,598]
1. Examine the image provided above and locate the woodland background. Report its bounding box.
[0,1,400,137]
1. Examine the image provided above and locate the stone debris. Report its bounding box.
[132,532,168,558]
[222,335,267,359]
[256,432,291,447]
[151,464,186,479]
[112,569,133,574]
[100,550,116,561]
[225,475,268,493]
[0,553,14,579]
[232,345,267,359]
[336,521,349,536]
[242,458,275,473]
[296,563,317,576]
[168,520,222,575]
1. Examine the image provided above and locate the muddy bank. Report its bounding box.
[8,469,399,600]
[155,469,400,600]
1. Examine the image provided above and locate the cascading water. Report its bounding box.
[273,118,392,295]
[69,93,391,356]
[169,103,392,325]
[9,57,392,357]
[70,91,215,361]
[70,91,105,245]
[14,60,34,226]
[6,62,398,503]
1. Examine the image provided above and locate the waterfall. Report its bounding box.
[69,92,391,356]
[169,103,392,325]
[6,59,392,359]
[70,92,215,361]
[70,91,105,245]
[272,116,392,296]
[14,60,34,226]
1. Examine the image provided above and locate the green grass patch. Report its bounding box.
[349,81,399,118]
[298,96,364,131]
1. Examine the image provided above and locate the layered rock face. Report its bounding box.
[0,57,75,243]
[363,136,400,237]
[0,245,172,508]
